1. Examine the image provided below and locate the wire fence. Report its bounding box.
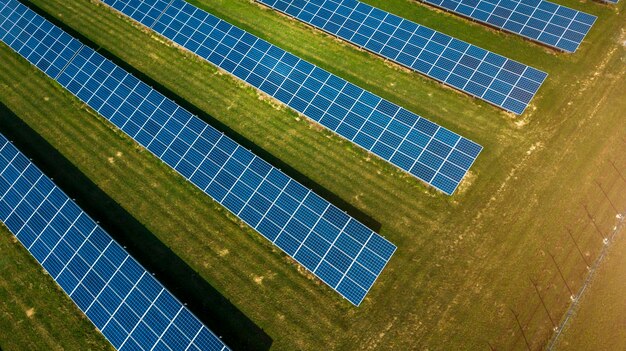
[546,212,626,350]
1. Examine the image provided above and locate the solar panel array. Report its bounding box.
[0,0,396,306]
[417,0,596,52]
[258,0,547,116]
[0,134,229,351]
[99,0,482,196]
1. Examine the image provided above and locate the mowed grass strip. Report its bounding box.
[1,0,625,350]
[0,225,112,351]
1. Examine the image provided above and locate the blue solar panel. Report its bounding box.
[98,0,483,195]
[0,0,82,78]
[0,0,396,306]
[258,0,548,115]
[414,0,596,52]
[0,133,229,351]
[104,0,172,28]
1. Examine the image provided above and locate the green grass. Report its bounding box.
[0,0,625,349]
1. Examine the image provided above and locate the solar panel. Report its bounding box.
[258,0,548,115]
[0,0,397,306]
[104,0,172,28]
[602,0,619,4]
[415,0,596,52]
[0,0,82,78]
[0,133,229,351]
[99,0,483,196]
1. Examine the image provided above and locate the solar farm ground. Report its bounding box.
[0,0,624,350]
[555,220,626,351]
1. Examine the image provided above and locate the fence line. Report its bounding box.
[546,212,625,349]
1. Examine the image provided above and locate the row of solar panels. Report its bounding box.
[100,0,482,195]
[262,0,598,53]
[258,0,549,114]
[415,0,599,52]
[0,134,230,351]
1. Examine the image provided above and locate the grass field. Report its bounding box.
[556,220,626,351]
[0,0,624,349]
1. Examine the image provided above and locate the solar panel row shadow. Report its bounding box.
[0,0,396,306]
[99,0,483,196]
[416,0,596,52]
[258,0,548,115]
[0,133,229,351]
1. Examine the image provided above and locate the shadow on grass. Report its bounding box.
[0,103,272,350]
[23,0,382,233]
